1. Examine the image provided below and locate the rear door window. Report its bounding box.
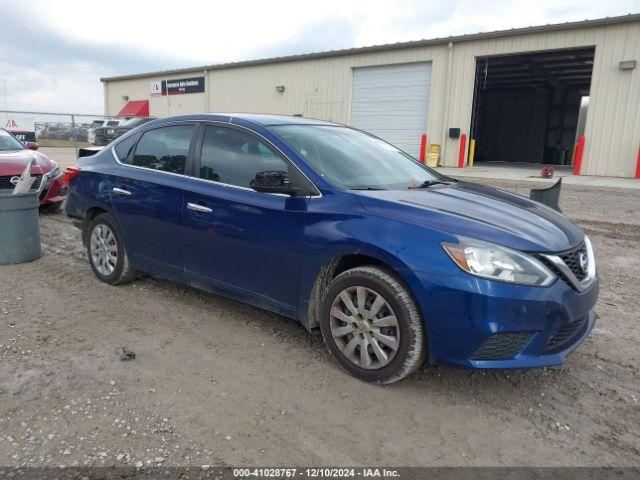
[128,125,196,175]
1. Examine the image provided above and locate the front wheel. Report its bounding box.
[86,213,137,285]
[319,266,426,384]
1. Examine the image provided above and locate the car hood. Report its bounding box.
[355,180,584,253]
[0,150,56,176]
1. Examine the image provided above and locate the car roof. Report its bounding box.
[143,113,342,129]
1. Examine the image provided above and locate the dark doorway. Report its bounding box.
[470,47,594,166]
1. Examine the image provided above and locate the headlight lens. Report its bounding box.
[49,165,60,177]
[442,236,556,286]
[106,128,115,135]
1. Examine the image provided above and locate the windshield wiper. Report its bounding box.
[410,180,451,189]
[350,187,387,191]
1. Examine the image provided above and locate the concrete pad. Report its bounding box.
[437,163,640,190]
[39,146,79,170]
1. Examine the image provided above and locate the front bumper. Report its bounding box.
[414,269,599,368]
[40,172,67,205]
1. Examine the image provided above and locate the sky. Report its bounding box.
[0,0,638,115]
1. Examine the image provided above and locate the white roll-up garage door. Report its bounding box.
[350,62,431,158]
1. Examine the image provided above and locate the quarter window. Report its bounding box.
[114,133,138,161]
[129,125,195,174]
[198,126,288,188]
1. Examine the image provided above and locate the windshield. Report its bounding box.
[0,129,26,152]
[270,125,442,190]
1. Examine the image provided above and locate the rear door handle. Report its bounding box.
[112,187,132,196]
[187,202,213,213]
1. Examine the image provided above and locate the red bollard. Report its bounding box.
[635,143,640,179]
[458,133,467,168]
[573,135,585,175]
[419,134,427,163]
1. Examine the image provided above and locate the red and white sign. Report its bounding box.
[0,115,36,142]
[150,81,162,96]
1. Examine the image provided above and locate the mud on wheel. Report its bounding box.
[319,265,426,384]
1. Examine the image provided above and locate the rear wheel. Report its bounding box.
[87,213,137,285]
[319,265,426,384]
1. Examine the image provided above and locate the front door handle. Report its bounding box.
[112,187,132,196]
[187,202,213,213]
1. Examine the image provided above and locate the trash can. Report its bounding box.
[0,191,41,265]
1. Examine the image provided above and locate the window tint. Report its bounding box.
[106,121,119,126]
[114,134,138,161]
[199,126,288,188]
[130,125,195,174]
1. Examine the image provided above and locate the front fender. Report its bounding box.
[297,242,429,331]
[297,191,463,333]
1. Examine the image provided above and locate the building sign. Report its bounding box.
[1,116,36,142]
[150,81,162,96]
[150,77,205,96]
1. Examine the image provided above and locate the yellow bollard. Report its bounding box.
[468,139,476,166]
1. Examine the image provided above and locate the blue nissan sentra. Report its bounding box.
[64,114,598,384]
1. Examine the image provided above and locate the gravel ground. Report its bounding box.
[0,179,639,468]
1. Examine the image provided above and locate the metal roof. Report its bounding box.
[101,13,640,82]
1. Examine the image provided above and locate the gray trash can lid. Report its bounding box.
[0,191,40,212]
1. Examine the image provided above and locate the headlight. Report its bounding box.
[107,128,115,135]
[49,164,60,178]
[442,236,555,286]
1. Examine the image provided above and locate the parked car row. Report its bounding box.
[92,117,156,146]
[37,123,89,142]
[32,118,155,146]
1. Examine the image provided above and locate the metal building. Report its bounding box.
[102,14,640,178]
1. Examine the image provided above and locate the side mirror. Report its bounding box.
[26,142,39,151]
[250,170,298,195]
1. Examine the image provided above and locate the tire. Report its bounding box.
[319,265,426,384]
[86,213,137,285]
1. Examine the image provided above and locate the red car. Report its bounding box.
[0,128,66,210]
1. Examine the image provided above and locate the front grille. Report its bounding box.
[471,332,534,360]
[560,243,588,281]
[538,242,588,291]
[545,316,587,352]
[0,175,42,190]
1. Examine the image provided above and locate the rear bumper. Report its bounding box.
[413,269,599,368]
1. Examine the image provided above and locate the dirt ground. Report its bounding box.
[1,178,639,468]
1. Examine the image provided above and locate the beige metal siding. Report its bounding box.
[106,71,207,117]
[104,19,640,177]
